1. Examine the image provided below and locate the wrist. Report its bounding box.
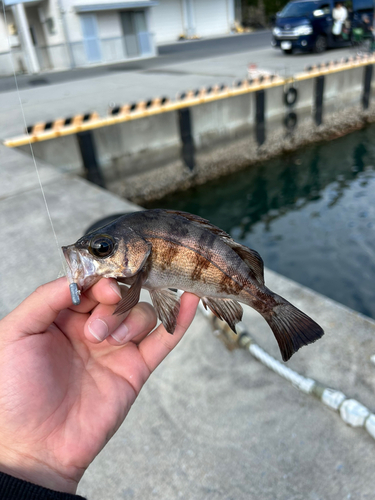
[0,446,79,494]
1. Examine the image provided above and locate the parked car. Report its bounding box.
[271,0,374,54]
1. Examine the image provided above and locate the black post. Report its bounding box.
[255,90,265,146]
[76,131,105,188]
[178,108,195,171]
[362,64,373,110]
[314,76,325,126]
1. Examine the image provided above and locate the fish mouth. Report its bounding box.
[62,245,99,291]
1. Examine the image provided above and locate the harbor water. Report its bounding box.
[146,125,375,320]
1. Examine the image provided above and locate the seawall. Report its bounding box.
[8,55,375,203]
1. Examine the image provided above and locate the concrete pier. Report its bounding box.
[1,143,375,499]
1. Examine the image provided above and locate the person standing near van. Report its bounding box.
[332,2,348,35]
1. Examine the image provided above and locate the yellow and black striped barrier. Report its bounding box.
[4,52,374,149]
[297,52,375,81]
[4,76,283,148]
[5,54,375,148]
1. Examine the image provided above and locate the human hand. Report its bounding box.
[0,278,199,494]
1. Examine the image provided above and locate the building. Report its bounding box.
[150,0,236,44]
[0,0,237,75]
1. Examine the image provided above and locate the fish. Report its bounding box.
[62,209,324,361]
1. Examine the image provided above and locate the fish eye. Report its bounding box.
[89,234,115,258]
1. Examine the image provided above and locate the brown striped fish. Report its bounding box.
[62,209,323,361]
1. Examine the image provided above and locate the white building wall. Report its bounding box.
[0,11,15,75]
[63,8,84,43]
[26,6,51,69]
[0,9,21,52]
[151,0,184,43]
[40,0,66,45]
[0,12,10,52]
[152,0,234,43]
[193,0,230,37]
[35,0,71,69]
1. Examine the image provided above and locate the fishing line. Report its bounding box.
[2,4,69,279]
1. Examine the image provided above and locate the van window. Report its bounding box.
[279,1,321,17]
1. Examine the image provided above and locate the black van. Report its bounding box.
[271,0,373,54]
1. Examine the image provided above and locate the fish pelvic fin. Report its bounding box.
[114,270,146,316]
[149,288,181,334]
[262,296,324,362]
[201,297,243,333]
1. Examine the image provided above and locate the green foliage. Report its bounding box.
[264,0,290,16]
[266,0,290,15]
[242,0,290,17]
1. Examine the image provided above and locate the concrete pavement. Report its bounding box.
[1,141,375,499]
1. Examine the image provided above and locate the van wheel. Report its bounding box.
[283,48,293,54]
[313,35,327,53]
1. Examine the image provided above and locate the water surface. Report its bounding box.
[145,126,375,319]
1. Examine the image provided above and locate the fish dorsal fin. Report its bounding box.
[149,288,181,334]
[201,297,243,333]
[114,270,147,316]
[162,210,232,239]
[224,242,265,286]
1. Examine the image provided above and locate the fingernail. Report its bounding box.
[88,319,109,341]
[109,281,122,299]
[111,323,129,343]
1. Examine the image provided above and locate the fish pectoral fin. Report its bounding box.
[149,288,181,334]
[113,271,147,316]
[201,297,243,333]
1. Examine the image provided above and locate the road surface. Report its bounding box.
[0,32,271,93]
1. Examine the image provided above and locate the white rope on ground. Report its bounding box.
[197,303,375,441]
[247,342,316,394]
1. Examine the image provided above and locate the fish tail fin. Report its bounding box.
[261,294,324,362]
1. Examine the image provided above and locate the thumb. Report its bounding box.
[1,277,73,339]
